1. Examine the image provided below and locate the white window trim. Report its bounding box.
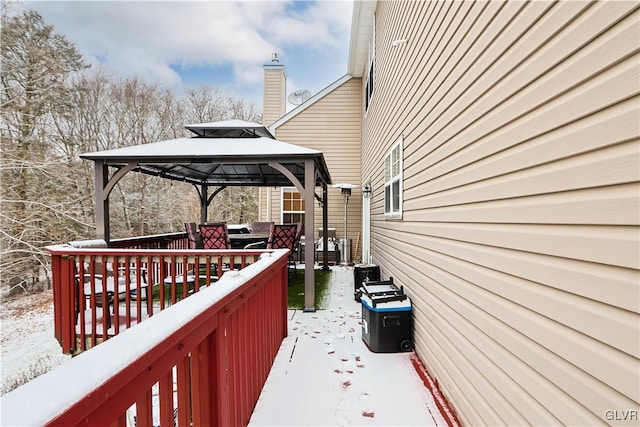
[384,137,403,218]
[280,187,305,223]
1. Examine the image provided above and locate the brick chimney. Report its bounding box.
[262,53,287,126]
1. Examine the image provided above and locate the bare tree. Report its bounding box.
[1,8,88,294]
[0,7,264,296]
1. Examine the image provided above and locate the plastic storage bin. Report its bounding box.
[353,264,380,301]
[360,277,412,353]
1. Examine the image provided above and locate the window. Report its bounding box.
[281,187,305,225]
[364,17,375,112]
[384,137,403,218]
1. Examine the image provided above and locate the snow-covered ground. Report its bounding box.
[249,266,448,427]
[0,290,71,395]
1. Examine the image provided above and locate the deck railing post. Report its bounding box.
[213,314,230,427]
[281,267,288,338]
[59,255,75,354]
[50,253,62,344]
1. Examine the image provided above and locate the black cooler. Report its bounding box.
[360,277,413,353]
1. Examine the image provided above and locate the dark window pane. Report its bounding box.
[385,185,390,213]
[392,181,400,212]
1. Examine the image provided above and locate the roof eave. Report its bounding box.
[347,0,377,77]
[80,154,323,164]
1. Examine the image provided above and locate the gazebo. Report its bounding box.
[80,120,333,311]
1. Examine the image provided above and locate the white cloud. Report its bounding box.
[26,1,352,87]
[265,0,353,51]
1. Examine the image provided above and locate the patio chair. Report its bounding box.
[198,222,233,273]
[184,222,203,249]
[267,223,302,277]
[199,222,231,249]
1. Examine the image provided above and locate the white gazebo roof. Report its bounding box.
[80,121,332,187]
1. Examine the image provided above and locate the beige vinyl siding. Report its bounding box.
[274,78,362,251]
[361,1,639,425]
[256,188,270,222]
[263,68,286,126]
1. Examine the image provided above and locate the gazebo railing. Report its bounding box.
[2,250,290,427]
[47,242,272,354]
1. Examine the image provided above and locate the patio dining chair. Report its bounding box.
[198,222,233,273]
[267,223,302,277]
[199,222,231,249]
[184,222,203,249]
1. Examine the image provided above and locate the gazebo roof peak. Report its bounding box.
[185,120,274,139]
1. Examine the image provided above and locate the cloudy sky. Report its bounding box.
[19,0,354,110]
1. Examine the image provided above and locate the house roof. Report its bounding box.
[80,121,332,187]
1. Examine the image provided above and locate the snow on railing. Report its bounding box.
[1,250,289,427]
[46,243,270,354]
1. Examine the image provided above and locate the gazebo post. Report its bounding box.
[95,160,110,242]
[303,159,316,312]
[200,184,208,224]
[322,184,329,271]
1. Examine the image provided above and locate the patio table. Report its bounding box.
[228,233,270,249]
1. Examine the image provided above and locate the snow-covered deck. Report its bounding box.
[249,266,451,426]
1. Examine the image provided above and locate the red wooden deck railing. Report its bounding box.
[47,235,271,354]
[1,249,290,427]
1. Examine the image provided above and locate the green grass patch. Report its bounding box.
[287,269,332,309]
[147,268,332,309]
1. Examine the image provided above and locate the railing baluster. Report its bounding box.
[135,389,153,427]
[123,256,131,328]
[159,256,166,310]
[182,257,189,300]
[108,414,126,427]
[135,256,142,323]
[191,336,213,427]
[112,257,120,336]
[176,356,191,427]
[77,259,86,353]
[158,369,174,427]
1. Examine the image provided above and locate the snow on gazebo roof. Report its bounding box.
[80,120,332,187]
[185,120,274,139]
